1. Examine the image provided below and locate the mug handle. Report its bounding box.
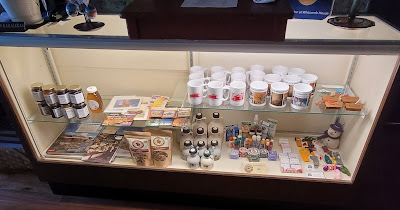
[203,84,208,98]
[246,71,251,85]
[203,77,211,84]
[225,71,232,84]
[222,85,230,101]
[203,68,209,77]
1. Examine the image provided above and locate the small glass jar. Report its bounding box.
[49,103,63,118]
[55,85,70,105]
[30,82,45,102]
[42,84,59,105]
[68,85,85,104]
[37,101,51,116]
[73,102,89,119]
[61,103,76,119]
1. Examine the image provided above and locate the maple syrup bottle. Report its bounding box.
[180,127,193,151]
[192,113,207,137]
[208,112,224,138]
[182,140,193,160]
[207,127,222,148]
[201,150,214,170]
[194,127,207,147]
[187,147,200,169]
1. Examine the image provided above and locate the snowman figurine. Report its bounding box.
[317,122,343,149]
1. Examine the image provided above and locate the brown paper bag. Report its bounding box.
[145,129,173,168]
[124,131,152,166]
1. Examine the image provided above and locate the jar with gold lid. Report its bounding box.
[30,82,45,102]
[49,103,63,118]
[37,101,51,116]
[43,84,59,105]
[68,85,85,104]
[73,102,89,119]
[55,85,70,105]
[61,103,75,119]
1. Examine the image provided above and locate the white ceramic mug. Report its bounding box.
[272,65,289,77]
[288,68,306,76]
[190,66,208,77]
[231,67,246,74]
[301,73,318,93]
[249,81,268,106]
[211,72,230,86]
[264,74,282,96]
[250,64,265,72]
[207,81,229,106]
[246,70,265,86]
[189,73,211,84]
[283,75,302,97]
[229,81,246,106]
[269,82,289,108]
[291,83,313,110]
[231,73,247,83]
[187,79,207,105]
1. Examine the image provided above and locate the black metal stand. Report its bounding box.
[328,0,375,29]
[73,14,104,31]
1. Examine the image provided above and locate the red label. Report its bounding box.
[208,94,218,99]
[231,93,244,101]
[190,93,200,98]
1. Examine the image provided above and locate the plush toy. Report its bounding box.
[317,122,343,149]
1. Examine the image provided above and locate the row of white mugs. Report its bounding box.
[187,65,319,110]
[189,65,318,87]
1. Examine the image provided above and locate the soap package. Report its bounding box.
[124,131,152,166]
[145,129,173,168]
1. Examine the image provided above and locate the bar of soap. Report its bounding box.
[322,95,340,102]
[345,103,364,111]
[325,101,343,109]
[341,96,359,103]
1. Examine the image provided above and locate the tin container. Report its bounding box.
[247,148,260,162]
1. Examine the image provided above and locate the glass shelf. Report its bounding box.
[26,99,182,130]
[0,15,399,54]
[167,81,366,117]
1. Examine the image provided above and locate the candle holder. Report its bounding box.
[328,0,374,29]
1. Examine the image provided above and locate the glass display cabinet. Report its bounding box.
[0,15,399,205]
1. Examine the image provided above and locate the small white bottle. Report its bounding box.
[187,147,200,169]
[201,150,214,170]
[208,127,222,148]
[192,113,207,137]
[182,140,193,160]
[194,127,207,146]
[197,140,207,157]
[180,127,193,151]
[208,112,224,138]
[209,140,221,161]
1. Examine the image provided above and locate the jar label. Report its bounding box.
[32,91,44,101]
[52,107,63,118]
[39,105,51,116]
[57,93,70,104]
[62,108,76,119]
[75,106,89,118]
[44,93,58,105]
[88,100,100,110]
[70,92,85,104]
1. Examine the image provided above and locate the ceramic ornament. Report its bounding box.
[317,122,343,149]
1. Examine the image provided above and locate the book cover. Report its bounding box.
[81,133,120,163]
[46,123,103,155]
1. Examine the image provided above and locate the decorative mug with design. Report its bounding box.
[187,79,207,105]
[229,81,246,106]
[249,81,268,106]
[246,70,265,86]
[207,81,230,106]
